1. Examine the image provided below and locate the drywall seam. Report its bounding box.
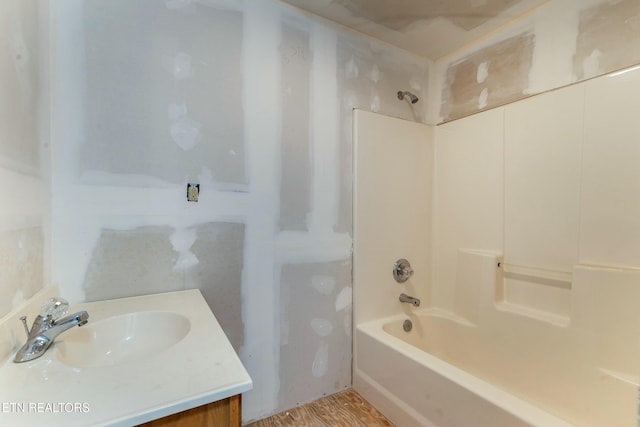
[51,0,87,304]
[196,0,243,12]
[279,19,312,231]
[240,0,282,421]
[308,22,339,235]
[51,186,250,217]
[275,231,351,263]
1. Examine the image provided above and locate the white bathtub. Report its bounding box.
[354,311,574,427]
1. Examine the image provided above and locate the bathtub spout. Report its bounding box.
[399,293,420,307]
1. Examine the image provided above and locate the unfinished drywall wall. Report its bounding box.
[80,0,245,188]
[0,227,44,318]
[574,0,640,80]
[278,261,351,412]
[0,0,40,173]
[441,33,534,121]
[51,0,428,422]
[84,226,183,301]
[188,222,245,351]
[435,0,640,123]
[280,20,312,231]
[333,0,521,32]
[280,0,550,59]
[0,0,49,323]
[84,222,245,350]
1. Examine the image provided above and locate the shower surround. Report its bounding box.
[353,63,640,427]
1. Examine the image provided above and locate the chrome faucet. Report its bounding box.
[399,293,420,307]
[14,298,89,363]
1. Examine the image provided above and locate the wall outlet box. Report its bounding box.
[187,183,199,202]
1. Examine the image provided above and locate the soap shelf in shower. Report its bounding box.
[500,263,572,285]
[496,263,572,327]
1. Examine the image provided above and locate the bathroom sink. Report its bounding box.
[54,311,190,368]
[0,290,252,427]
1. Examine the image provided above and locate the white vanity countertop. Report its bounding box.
[0,290,253,426]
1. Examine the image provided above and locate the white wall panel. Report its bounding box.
[504,84,583,272]
[433,108,504,310]
[353,110,433,324]
[581,66,640,269]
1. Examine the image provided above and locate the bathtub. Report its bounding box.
[353,310,574,427]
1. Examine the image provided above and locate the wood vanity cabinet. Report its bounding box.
[137,394,241,427]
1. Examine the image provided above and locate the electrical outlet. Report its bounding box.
[187,183,199,202]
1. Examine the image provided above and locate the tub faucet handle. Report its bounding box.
[393,259,414,283]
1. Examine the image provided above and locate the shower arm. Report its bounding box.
[397,90,419,104]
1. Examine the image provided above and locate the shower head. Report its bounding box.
[397,90,419,104]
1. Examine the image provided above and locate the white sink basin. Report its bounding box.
[55,311,191,368]
[0,290,253,427]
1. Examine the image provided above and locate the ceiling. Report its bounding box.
[280,0,549,59]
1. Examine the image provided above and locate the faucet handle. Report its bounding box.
[40,297,69,320]
[393,259,414,283]
[19,316,30,338]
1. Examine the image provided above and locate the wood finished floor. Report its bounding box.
[245,389,394,427]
